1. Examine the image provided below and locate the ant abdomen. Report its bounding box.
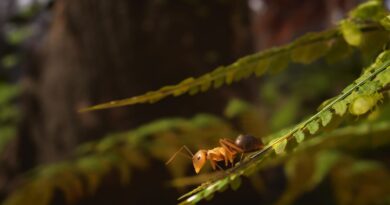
[235,134,263,153]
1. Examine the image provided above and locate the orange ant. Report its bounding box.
[166,135,264,174]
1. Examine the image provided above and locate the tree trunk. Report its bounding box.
[18,0,254,167]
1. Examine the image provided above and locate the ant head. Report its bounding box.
[192,150,207,174]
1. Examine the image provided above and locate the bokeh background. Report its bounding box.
[1,0,389,204]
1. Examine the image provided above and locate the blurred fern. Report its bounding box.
[0,83,19,154]
[2,114,236,205]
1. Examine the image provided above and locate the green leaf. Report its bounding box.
[173,78,195,96]
[349,93,382,115]
[380,15,390,31]
[232,64,253,82]
[376,67,390,85]
[200,74,212,92]
[291,41,330,64]
[269,52,290,73]
[293,130,305,143]
[325,38,354,63]
[358,80,379,94]
[349,0,386,21]
[184,193,201,204]
[333,101,347,116]
[225,70,235,85]
[319,110,332,127]
[341,20,362,46]
[189,86,199,95]
[179,55,390,204]
[307,120,319,135]
[271,138,288,155]
[216,178,230,192]
[229,175,242,191]
[254,59,269,76]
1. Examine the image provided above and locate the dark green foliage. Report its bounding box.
[0,83,19,153]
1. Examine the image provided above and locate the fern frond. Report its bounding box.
[3,114,235,205]
[178,52,390,204]
[79,23,387,112]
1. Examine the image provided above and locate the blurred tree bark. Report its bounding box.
[16,0,254,172]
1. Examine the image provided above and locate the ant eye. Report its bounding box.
[197,156,201,160]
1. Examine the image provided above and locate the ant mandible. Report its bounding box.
[166,134,264,174]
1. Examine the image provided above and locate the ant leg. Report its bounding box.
[210,159,229,174]
[219,139,244,153]
[165,145,193,165]
[209,160,217,170]
[219,139,243,165]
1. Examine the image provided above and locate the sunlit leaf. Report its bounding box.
[341,20,362,46]
[320,110,333,127]
[349,0,386,21]
[349,93,382,115]
[380,15,390,30]
[293,130,305,143]
[333,101,348,116]
[307,120,320,135]
[375,67,390,85]
[271,138,288,155]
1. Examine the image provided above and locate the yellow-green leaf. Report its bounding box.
[380,15,390,31]
[225,70,235,85]
[255,59,269,76]
[307,120,319,135]
[376,67,390,85]
[349,0,386,21]
[269,52,290,73]
[333,101,347,116]
[291,41,330,64]
[319,110,332,127]
[341,20,362,46]
[349,94,382,115]
[271,138,288,155]
[200,74,212,92]
[293,130,305,143]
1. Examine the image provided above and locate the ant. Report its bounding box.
[166,134,264,174]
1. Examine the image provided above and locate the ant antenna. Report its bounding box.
[165,145,194,165]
